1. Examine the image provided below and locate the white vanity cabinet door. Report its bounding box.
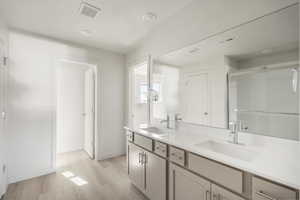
[169,163,211,200]
[128,143,145,191]
[145,151,167,200]
[212,184,245,200]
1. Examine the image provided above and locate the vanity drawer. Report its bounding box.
[188,153,243,194]
[252,176,298,200]
[169,146,185,166]
[134,134,153,151]
[154,141,167,157]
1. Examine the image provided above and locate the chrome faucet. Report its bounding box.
[160,115,171,129]
[229,121,240,144]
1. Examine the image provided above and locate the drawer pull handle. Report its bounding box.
[256,191,277,200]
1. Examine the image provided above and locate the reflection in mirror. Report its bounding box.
[152,59,228,129]
[153,3,299,140]
[229,64,299,140]
[130,62,149,128]
[151,62,180,123]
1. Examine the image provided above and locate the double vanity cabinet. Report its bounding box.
[126,130,299,200]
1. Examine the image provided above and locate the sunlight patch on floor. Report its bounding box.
[62,171,75,178]
[70,177,88,186]
[61,171,88,186]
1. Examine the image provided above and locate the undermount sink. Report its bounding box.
[195,140,257,162]
[140,126,170,135]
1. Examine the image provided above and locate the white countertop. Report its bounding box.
[125,123,300,190]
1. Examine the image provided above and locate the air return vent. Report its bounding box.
[79,2,101,18]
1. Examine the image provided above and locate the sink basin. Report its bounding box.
[141,126,170,135]
[195,140,256,162]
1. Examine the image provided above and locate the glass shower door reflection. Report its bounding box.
[229,66,299,140]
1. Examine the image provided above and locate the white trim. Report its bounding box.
[8,168,56,184]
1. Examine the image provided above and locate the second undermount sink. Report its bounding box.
[195,140,257,162]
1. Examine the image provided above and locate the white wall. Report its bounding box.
[126,0,297,65]
[56,62,87,154]
[0,18,8,197]
[7,30,125,183]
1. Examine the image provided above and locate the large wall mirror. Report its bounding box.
[150,4,299,140]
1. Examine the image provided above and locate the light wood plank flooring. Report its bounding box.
[3,151,148,200]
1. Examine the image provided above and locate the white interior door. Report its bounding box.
[182,73,210,125]
[84,68,95,159]
[56,62,85,154]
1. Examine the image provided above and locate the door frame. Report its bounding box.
[84,68,96,159]
[52,58,98,169]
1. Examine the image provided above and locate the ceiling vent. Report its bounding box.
[79,2,101,18]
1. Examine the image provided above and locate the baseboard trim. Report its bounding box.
[8,168,56,184]
[98,153,126,161]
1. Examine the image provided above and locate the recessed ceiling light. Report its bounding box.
[142,12,158,22]
[80,29,92,37]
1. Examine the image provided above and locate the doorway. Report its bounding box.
[55,60,96,165]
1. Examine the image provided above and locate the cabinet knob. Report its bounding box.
[204,112,208,115]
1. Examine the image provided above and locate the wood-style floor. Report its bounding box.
[3,151,148,200]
